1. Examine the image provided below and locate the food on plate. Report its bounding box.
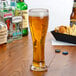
[55,24,76,36]
[58,26,67,34]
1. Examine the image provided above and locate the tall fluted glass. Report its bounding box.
[29,8,49,71]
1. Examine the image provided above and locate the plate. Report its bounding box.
[51,31,76,44]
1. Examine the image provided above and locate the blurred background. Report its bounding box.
[7,0,74,31]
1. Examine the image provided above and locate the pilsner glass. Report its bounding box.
[29,8,49,71]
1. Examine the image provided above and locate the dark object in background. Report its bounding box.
[74,0,76,2]
[51,31,76,44]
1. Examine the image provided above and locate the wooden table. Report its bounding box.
[0,33,76,76]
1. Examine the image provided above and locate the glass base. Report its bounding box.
[30,65,48,72]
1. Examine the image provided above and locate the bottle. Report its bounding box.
[0,0,13,43]
[15,0,28,36]
[70,0,76,26]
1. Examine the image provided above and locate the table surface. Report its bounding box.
[0,33,76,76]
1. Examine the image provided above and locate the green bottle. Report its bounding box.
[15,0,28,36]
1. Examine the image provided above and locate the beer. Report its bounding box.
[29,9,49,71]
[70,0,76,26]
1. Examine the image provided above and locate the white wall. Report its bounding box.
[25,0,74,31]
[7,0,74,31]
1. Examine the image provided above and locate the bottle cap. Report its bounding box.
[55,49,61,53]
[62,51,68,55]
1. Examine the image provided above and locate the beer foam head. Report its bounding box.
[29,8,48,18]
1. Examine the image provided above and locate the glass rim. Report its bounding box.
[29,8,48,12]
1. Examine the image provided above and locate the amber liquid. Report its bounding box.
[29,16,48,67]
[70,8,76,26]
[70,8,76,19]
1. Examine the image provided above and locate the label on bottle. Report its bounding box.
[73,2,76,8]
[70,19,76,26]
[3,13,13,18]
[12,16,22,23]
[22,10,28,28]
[15,10,28,28]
